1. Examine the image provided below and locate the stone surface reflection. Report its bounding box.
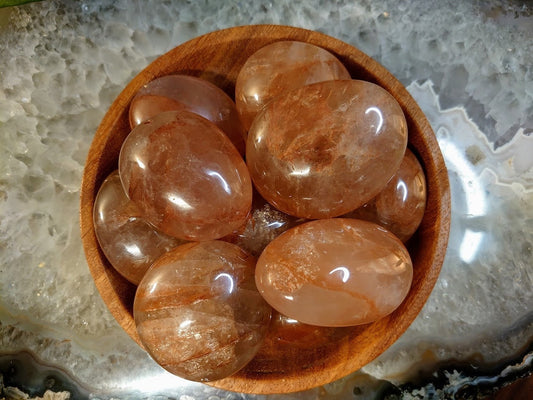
[134,241,272,382]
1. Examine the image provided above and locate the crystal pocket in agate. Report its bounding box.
[133,241,272,382]
[246,80,408,219]
[255,218,413,327]
[119,110,252,241]
[129,75,246,155]
[93,170,184,285]
[235,40,351,130]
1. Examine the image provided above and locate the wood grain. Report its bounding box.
[79,25,451,394]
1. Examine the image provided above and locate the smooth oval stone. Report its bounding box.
[129,75,246,155]
[344,148,427,242]
[93,170,183,285]
[235,40,351,130]
[255,218,413,327]
[222,190,306,257]
[134,241,272,382]
[119,110,252,241]
[247,80,408,219]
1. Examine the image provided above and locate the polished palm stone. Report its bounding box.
[129,75,246,154]
[235,40,351,130]
[222,191,306,257]
[93,170,183,285]
[119,110,252,241]
[344,148,427,242]
[246,80,408,219]
[134,241,272,382]
[255,218,413,327]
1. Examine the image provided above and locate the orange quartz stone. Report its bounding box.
[134,241,272,382]
[265,311,350,348]
[119,110,252,241]
[129,75,246,155]
[344,148,427,242]
[235,40,351,130]
[255,218,413,327]
[93,170,183,285]
[246,80,408,219]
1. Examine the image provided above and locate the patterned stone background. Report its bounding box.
[0,0,531,398]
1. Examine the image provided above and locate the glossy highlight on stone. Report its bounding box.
[134,241,272,382]
[255,218,413,327]
[129,75,246,154]
[119,110,252,241]
[344,148,427,242]
[235,40,351,130]
[246,80,408,219]
[93,170,183,285]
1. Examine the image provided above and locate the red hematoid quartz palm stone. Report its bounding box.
[93,170,183,285]
[255,218,413,327]
[134,241,272,381]
[119,110,252,241]
[129,75,246,155]
[246,79,408,219]
[345,148,427,242]
[235,40,351,130]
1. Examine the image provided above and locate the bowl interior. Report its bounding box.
[80,25,450,394]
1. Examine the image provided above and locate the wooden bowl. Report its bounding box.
[80,25,450,394]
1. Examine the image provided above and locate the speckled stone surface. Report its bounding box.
[0,0,531,398]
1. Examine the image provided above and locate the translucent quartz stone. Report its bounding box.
[129,75,246,155]
[119,110,252,241]
[266,311,349,347]
[255,218,413,327]
[222,191,306,257]
[247,80,408,219]
[344,149,427,242]
[93,170,184,285]
[134,241,272,382]
[235,41,351,130]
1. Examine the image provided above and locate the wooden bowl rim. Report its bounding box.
[80,24,451,394]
